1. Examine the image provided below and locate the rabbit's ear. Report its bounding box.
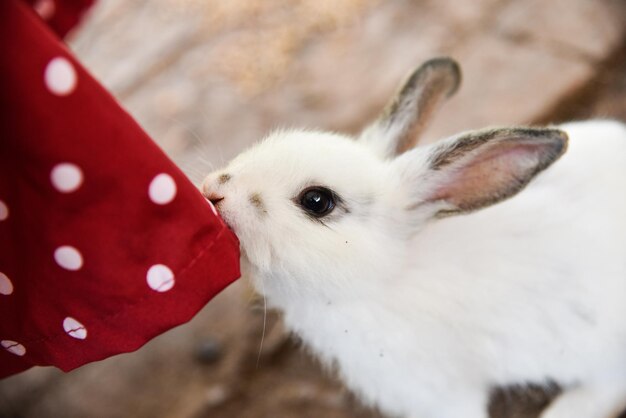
[398,127,568,217]
[360,57,461,158]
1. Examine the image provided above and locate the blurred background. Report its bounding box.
[2,0,626,417]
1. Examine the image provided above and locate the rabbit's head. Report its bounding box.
[202,58,567,298]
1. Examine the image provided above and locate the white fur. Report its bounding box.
[202,120,626,418]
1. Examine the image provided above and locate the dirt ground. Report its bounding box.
[2,1,626,417]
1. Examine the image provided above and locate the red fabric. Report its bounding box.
[26,0,95,38]
[0,0,241,378]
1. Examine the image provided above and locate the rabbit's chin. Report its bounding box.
[239,253,255,282]
[239,244,277,287]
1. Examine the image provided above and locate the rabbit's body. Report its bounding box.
[203,59,626,417]
[259,120,626,418]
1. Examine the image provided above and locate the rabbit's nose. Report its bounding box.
[200,183,224,205]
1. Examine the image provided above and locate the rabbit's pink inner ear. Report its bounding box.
[427,138,566,215]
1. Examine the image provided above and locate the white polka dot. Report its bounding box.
[146,264,175,292]
[1,340,26,356]
[33,0,56,20]
[54,246,83,271]
[51,163,83,193]
[0,200,8,221]
[63,317,87,340]
[149,174,177,205]
[44,57,77,96]
[0,272,13,296]
[207,199,217,215]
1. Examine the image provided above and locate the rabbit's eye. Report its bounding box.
[298,187,336,217]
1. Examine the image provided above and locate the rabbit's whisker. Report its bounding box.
[256,275,268,369]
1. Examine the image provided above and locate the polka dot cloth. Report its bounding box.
[54,246,83,271]
[33,0,56,20]
[44,57,77,96]
[0,0,240,378]
[148,173,177,205]
[50,163,83,192]
[0,200,8,221]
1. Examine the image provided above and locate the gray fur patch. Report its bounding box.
[218,173,232,184]
[249,193,267,214]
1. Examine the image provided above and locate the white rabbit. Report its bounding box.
[202,58,626,418]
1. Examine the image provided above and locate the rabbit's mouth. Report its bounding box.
[205,192,224,206]
[204,195,235,232]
